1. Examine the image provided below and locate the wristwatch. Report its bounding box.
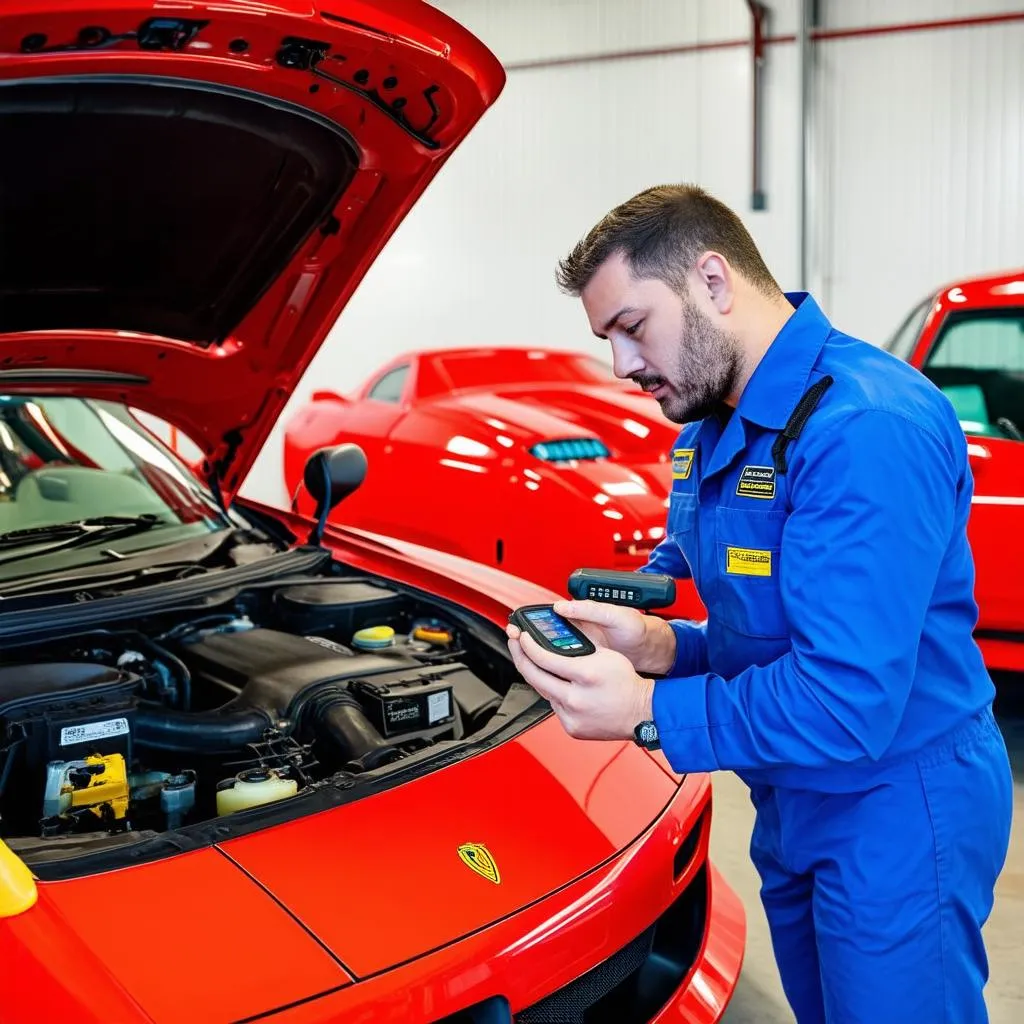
[633,720,661,750]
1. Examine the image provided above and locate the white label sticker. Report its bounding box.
[60,718,129,747]
[427,692,451,724]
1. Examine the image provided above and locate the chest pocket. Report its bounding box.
[715,504,788,638]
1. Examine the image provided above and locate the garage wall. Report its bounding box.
[241,1,1024,506]
[810,6,1024,343]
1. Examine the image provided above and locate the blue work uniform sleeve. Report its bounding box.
[639,536,710,677]
[640,531,691,579]
[652,409,963,772]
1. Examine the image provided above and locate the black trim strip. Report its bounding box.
[975,629,1024,644]
[0,369,149,385]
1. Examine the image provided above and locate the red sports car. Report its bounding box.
[283,347,708,621]
[884,269,1024,674]
[0,3,743,1023]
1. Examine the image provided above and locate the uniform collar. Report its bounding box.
[735,291,832,430]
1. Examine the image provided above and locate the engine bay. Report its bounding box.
[0,573,523,865]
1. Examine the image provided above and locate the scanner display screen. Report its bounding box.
[524,608,586,651]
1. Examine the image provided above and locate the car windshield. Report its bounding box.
[920,309,1024,440]
[436,351,618,389]
[0,395,226,575]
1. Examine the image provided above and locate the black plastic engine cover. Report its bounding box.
[273,580,405,636]
[173,628,421,718]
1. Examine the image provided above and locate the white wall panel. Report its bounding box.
[434,0,766,65]
[821,0,1024,31]
[812,20,1024,345]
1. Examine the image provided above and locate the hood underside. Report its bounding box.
[0,1,505,502]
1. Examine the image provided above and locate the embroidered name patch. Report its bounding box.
[672,448,694,480]
[736,464,776,500]
[726,547,772,577]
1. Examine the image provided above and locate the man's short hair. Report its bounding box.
[556,184,781,299]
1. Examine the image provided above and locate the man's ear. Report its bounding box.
[694,252,734,314]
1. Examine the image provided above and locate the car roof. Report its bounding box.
[933,268,1024,309]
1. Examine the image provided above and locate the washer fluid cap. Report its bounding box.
[352,625,396,650]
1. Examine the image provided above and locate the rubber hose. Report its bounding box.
[308,689,402,772]
[135,702,272,756]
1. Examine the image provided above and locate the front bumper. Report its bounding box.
[254,774,745,1024]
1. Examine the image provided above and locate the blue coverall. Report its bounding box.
[641,292,1013,1023]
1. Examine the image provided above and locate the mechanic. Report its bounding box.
[506,184,1013,1024]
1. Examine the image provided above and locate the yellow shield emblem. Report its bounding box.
[457,843,501,884]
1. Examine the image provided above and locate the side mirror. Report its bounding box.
[301,443,368,546]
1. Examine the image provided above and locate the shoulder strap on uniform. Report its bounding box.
[771,375,834,474]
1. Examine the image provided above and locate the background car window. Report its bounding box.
[368,365,410,403]
[925,311,1024,371]
[920,310,1024,439]
[884,295,932,361]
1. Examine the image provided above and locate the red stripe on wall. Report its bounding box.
[503,11,1024,72]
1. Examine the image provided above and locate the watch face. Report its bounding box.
[636,722,658,746]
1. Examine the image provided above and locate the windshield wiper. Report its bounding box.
[0,525,249,599]
[0,515,166,567]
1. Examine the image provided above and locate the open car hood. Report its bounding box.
[0,1,504,503]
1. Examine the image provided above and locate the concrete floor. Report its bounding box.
[712,684,1024,1024]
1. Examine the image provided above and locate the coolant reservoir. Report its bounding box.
[216,768,298,816]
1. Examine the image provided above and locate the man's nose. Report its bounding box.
[610,339,644,379]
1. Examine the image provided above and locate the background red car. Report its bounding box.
[0,2,742,1022]
[284,346,706,619]
[884,268,1024,674]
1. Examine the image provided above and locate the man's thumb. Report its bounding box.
[553,599,615,625]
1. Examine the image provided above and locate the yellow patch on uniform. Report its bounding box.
[726,547,772,577]
[672,448,694,480]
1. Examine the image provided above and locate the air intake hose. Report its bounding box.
[306,688,402,772]
[135,702,273,756]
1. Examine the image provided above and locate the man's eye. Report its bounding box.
[625,320,643,337]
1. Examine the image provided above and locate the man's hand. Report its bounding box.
[506,627,654,741]
[543,599,677,676]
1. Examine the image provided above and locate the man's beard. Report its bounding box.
[633,300,743,424]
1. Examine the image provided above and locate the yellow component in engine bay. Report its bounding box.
[47,753,129,825]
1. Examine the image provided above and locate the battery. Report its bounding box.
[349,669,456,739]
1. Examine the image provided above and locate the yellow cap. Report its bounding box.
[352,625,396,648]
[412,625,453,644]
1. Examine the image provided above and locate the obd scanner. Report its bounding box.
[567,568,675,610]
